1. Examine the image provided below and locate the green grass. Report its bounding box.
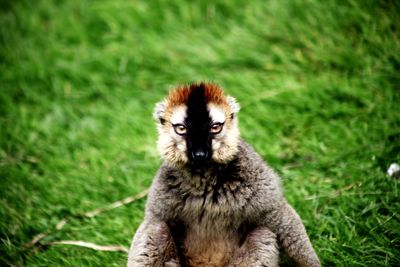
[1,0,399,266]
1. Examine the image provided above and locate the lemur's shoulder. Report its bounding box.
[236,139,282,184]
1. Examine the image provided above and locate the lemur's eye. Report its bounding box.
[173,124,187,135]
[210,123,224,134]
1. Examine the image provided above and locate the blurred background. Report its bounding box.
[1,0,399,266]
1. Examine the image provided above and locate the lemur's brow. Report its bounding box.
[172,123,185,127]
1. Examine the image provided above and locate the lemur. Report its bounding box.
[128,82,320,267]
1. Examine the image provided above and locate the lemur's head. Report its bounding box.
[154,82,240,167]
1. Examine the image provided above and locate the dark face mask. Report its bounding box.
[184,84,213,165]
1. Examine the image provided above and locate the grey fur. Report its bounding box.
[153,100,167,121]
[226,96,240,113]
[128,140,320,267]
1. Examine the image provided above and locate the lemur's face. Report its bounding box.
[154,83,240,167]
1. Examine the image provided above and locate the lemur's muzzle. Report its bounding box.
[191,150,208,161]
[187,132,211,163]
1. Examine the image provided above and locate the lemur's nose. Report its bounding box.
[192,150,208,160]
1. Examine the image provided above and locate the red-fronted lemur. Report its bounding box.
[128,82,320,267]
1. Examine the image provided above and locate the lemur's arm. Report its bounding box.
[128,169,182,267]
[266,201,320,267]
[127,215,178,267]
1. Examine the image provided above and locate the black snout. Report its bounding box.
[191,150,208,161]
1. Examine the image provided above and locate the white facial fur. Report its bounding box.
[156,104,189,166]
[208,105,226,124]
[208,103,240,164]
[170,105,187,125]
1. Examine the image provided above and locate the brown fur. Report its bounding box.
[167,82,228,107]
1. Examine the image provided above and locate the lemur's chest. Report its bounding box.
[175,172,252,220]
[166,171,255,266]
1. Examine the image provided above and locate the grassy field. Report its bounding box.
[1,0,399,266]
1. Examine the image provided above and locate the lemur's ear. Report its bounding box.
[227,96,240,114]
[153,99,167,125]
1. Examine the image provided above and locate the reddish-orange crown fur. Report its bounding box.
[167,82,228,107]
